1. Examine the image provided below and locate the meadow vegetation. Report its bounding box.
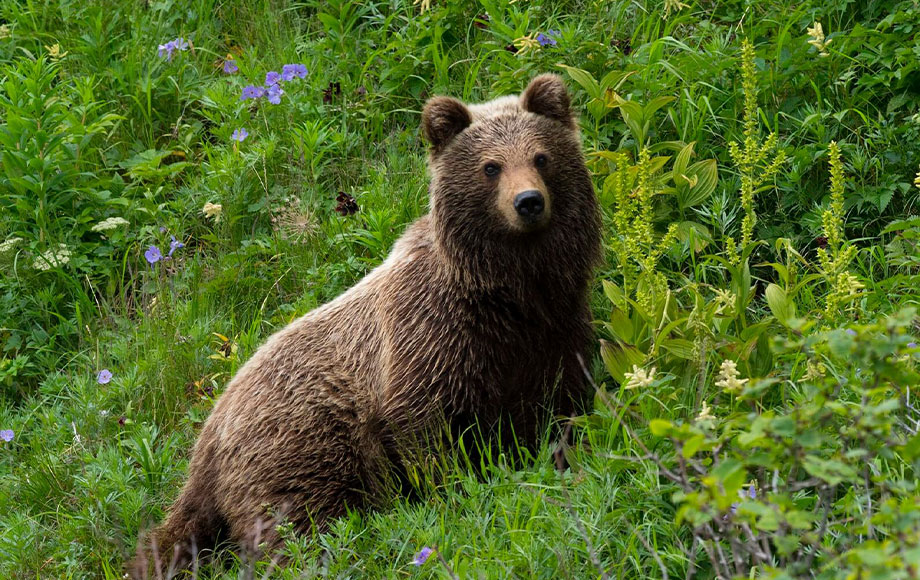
[1,0,919,578]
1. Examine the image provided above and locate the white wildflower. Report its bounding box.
[0,237,23,254]
[91,217,130,232]
[202,202,223,223]
[807,22,832,57]
[715,359,748,393]
[33,244,72,271]
[696,400,715,422]
[623,365,656,390]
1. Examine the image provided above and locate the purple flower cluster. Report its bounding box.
[232,128,248,142]
[223,58,238,74]
[169,235,185,256]
[412,547,433,566]
[158,37,190,61]
[240,63,308,104]
[536,30,561,47]
[145,236,184,265]
[0,429,13,442]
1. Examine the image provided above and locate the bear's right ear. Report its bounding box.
[422,97,472,155]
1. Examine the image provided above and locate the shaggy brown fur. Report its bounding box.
[130,73,600,577]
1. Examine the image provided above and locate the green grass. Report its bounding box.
[1,0,919,578]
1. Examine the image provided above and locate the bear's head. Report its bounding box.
[421,74,600,292]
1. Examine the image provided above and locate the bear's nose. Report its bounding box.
[513,190,545,219]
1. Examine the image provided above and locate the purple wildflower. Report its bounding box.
[537,30,559,47]
[266,83,284,105]
[157,42,173,60]
[97,369,113,384]
[231,128,249,142]
[265,71,281,86]
[145,245,163,264]
[157,37,190,61]
[0,429,13,442]
[241,85,266,100]
[168,236,185,256]
[223,59,238,74]
[845,329,857,337]
[747,485,757,499]
[412,547,434,566]
[908,342,918,348]
[282,63,308,81]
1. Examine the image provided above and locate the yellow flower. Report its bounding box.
[45,43,68,60]
[715,359,748,393]
[914,167,920,190]
[664,0,689,16]
[713,288,735,315]
[202,202,223,223]
[513,33,540,55]
[623,365,656,390]
[803,359,826,381]
[807,22,832,57]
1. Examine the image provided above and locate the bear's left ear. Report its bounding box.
[422,96,473,155]
[520,74,573,127]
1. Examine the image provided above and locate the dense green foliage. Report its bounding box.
[1,0,919,578]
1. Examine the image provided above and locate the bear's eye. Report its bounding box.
[534,154,549,168]
[483,162,501,177]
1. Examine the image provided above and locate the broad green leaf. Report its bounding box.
[679,159,718,209]
[649,419,672,437]
[599,339,645,383]
[660,338,695,360]
[765,283,795,326]
[557,65,601,100]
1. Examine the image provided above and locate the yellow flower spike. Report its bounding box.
[45,43,68,60]
[513,33,540,55]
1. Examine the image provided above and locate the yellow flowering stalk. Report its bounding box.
[726,39,786,264]
[512,33,540,55]
[664,0,689,16]
[45,43,68,60]
[817,142,861,319]
[608,149,678,311]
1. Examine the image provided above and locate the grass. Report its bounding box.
[1,0,919,578]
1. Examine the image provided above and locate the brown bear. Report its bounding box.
[131,73,600,576]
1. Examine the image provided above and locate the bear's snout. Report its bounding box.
[513,190,545,220]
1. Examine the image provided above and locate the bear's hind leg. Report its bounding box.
[130,469,226,579]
